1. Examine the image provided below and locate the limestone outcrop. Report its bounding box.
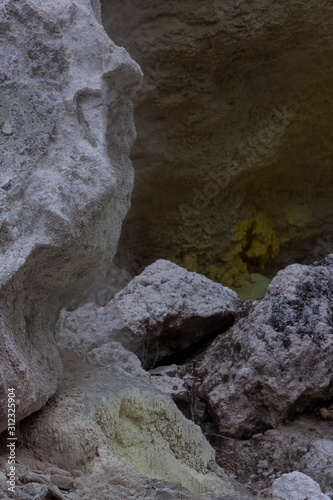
[101,0,333,297]
[56,259,242,368]
[195,255,333,438]
[0,0,142,431]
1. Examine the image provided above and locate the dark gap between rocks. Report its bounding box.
[153,314,236,368]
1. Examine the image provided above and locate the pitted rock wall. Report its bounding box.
[0,0,142,431]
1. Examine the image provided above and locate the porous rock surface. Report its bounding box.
[0,0,142,431]
[272,471,331,500]
[56,259,242,368]
[17,349,251,499]
[101,0,333,295]
[196,255,333,438]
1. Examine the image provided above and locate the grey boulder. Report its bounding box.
[56,259,242,368]
[196,255,333,438]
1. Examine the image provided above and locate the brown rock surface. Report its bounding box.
[101,0,333,296]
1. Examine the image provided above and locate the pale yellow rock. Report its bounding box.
[20,349,242,497]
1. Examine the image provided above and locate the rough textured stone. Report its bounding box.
[56,259,242,368]
[19,349,248,498]
[272,471,331,500]
[101,0,333,297]
[196,255,333,438]
[298,439,333,491]
[149,364,200,423]
[0,0,141,431]
[150,364,192,402]
[85,341,151,381]
[319,404,333,420]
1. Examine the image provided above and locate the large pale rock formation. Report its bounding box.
[101,0,333,296]
[196,255,333,438]
[56,259,242,368]
[18,349,251,499]
[0,0,141,431]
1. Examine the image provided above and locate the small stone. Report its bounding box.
[262,468,274,477]
[298,446,308,454]
[257,460,269,469]
[256,329,265,339]
[22,482,49,498]
[320,406,333,420]
[50,474,74,490]
[50,468,70,477]
[71,470,83,478]
[73,478,84,489]
[2,122,13,135]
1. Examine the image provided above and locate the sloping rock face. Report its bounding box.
[18,349,249,498]
[101,0,333,296]
[196,255,333,438]
[0,0,142,431]
[56,259,242,368]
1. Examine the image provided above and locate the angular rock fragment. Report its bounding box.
[56,259,242,368]
[0,0,142,431]
[196,256,333,438]
[319,404,333,420]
